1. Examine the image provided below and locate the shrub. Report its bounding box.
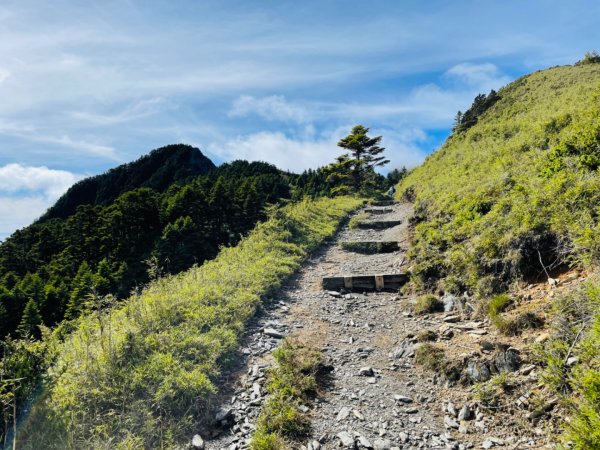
[473,372,515,408]
[487,294,543,335]
[414,343,446,371]
[250,430,286,450]
[535,282,600,448]
[416,329,437,342]
[251,339,321,447]
[414,294,443,314]
[576,51,600,65]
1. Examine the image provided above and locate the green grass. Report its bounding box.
[415,329,437,342]
[535,281,600,449]
[397,63,600,294]
[414,343,446,371]
[18,196,363,449]
[250,339,321,449]
[348,212,369,229]
[414,294,443,314]
[395,61,600,445]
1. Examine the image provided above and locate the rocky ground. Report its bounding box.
[199,203,559,450]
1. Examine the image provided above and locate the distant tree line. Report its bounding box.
[453,90,501,134]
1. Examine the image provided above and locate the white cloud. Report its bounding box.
[70,97,169,126]
[380,128,429,169]
[445,62,511,91]
[207,126,428,173]
[0,163,81,240]
[0,163,81,198]
[208,131,339,172]
[0,124,120,160]
[229,95,309,122]
[0,196,51,241]
[34,135,120,160]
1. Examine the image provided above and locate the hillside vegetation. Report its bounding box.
[40,144,216,221]
[17,196,362,449]
[0,155,292,340]
[398,60,600,447]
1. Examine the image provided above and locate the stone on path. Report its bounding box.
[373,438,391,450]
[359,367,374,376]
[191,434,205,449]
[337,431,355,448]
[336,406,351,421]
[263,328,284,338]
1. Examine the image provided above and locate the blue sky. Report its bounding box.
[0,0,599,239]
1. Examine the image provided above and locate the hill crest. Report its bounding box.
[40,144,216,221]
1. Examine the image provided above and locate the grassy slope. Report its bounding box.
[19,196,363,449]
[398,63,600,295]
[397,63,600,448]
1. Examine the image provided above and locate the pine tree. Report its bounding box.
[0,300,7,337]
[326,125,389,194]
[16,299,42,338]
[65,261,94,320]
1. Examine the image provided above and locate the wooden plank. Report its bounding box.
[364,208,394,214]
[356,220,402,230]
[322,273,409,291]
[340,241,400,254]
[371,200,396,207]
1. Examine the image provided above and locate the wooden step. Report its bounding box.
[340,241,400,254]
[370,200,396,207]
[322,273,408,291]
[364,208,393,214]
[356,220,402,230]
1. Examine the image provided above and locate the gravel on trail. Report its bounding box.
[202,203,550,450]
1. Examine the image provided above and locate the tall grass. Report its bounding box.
[18,196,363,449]
[397,63,600,293]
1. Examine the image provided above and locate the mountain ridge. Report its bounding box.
[39,143,216,221]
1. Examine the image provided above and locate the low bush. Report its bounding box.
[488,294,543,335]
[535,282,600,448]
[414,343,446,371]
[414,294,444,314]
[416,329,437,342]
[251,339,322,449]
[473,372,516,408]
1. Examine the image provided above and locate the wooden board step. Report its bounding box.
[356,220,402,230]
[370,200,396,207]
[322,273,408,291]
[340,241,400,254]
[364,208,393,214]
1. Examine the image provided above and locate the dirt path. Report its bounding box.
[204,203,551,450]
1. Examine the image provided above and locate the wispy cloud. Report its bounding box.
[229,95,309,123]
[445,62,512,91]
[208,131,338,172]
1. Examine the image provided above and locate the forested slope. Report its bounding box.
[40,144,216,221]
[0,151,293,339]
